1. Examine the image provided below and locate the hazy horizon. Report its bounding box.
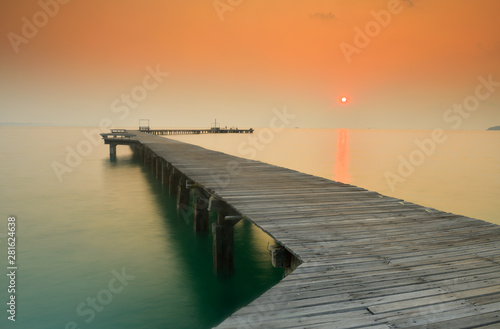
[2,123,500,131]
[1,0,499,129]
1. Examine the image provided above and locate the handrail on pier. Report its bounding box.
[100,132,136,140]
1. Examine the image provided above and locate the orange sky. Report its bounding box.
[1,0,499,129]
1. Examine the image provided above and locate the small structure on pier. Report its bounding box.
[100,129,138,158]
[211,118,221,131]
[139,119,150,131]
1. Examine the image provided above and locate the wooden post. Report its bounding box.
[161,162,169,185]
[194,190,209,232]
[177,176,190,210]
[212,207,234,272]
[148,150,153,168]
[168,168,179,196]
[269,244,300,276]
[109,143,117,159]
[209,198,243,273]
[156,157,162,180]
[151,155,157,176]
[144,148,152,167]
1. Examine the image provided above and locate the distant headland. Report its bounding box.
[487,126,500,131]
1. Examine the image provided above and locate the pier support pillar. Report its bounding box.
[177,176,190,210]
[212,208,234,272]
[161,162,169,185]
[168,169,179,196]
[209,197,242,273]
[194,190,209,232]
[155,157,162,180]
[144,148,152,167]
[109,143,117,159]
[151,155,157,176]
[148,150,153,169]
[269,244,300,277]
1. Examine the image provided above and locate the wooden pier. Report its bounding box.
[100,129,138,158]
[144,127,254,135]
[102,130,500,329]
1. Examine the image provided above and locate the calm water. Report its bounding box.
[1,127,499,329]
[0,127,283,329]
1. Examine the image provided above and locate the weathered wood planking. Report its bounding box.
[124,131,500,328]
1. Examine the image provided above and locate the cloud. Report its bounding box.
[309,12,335,21]
[404,0,414,7]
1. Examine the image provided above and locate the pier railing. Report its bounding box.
[100,132,136,139]
[145,128,254,135]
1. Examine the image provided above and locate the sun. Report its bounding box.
[336,95,350,106]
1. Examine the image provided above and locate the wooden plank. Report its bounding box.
[368,285,500,315]
[391,310,500,328]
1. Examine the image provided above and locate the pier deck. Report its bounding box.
[110,131,500,328]
[145,127,254,135]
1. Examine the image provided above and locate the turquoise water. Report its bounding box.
[0,127,283,329]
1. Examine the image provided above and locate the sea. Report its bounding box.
[0,127,499,329]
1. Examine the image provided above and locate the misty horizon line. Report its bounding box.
[1,122,498,131]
